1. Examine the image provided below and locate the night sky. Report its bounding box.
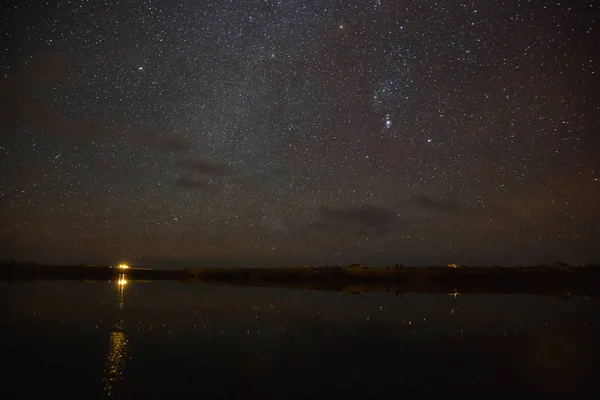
[1,0,598,268]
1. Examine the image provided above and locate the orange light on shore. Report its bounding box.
[118,264,130,269]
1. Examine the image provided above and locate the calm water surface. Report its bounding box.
[1,279,600,398]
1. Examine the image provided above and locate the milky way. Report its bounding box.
[1,0,598,267]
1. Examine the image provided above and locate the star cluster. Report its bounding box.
[1,0,598,267]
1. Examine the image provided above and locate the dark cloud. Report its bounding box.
[173,158,233,191]
[159,135,193,152]
[174,178,207,190]
[320,205,399,227]
[146,134,193,153]
[410,195,462,213]
[24,52,73,85]
[175,158,232,176]
[0,77,111,141]
[310,205,406,235]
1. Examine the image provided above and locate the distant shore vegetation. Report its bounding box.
[2,262,599,297]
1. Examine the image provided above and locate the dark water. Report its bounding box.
[1,279,600,398]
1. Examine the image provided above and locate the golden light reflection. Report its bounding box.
[117,274,126,309]
[103,331,128,396]
[103,273,128,396]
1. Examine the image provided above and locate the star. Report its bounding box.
[385,113,392,128]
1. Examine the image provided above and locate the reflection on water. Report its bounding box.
[117,275,127,309]
[102,274,128,396]
[1,281,600,397]
[103,331,127,395]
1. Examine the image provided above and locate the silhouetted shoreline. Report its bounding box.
[2,262,600,297]
[0,263,188,281]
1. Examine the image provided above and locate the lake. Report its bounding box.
[1,279,599,398]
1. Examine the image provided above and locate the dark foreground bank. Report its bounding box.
[2,263,600,297]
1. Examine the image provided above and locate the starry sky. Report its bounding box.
[1,0,598,268]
